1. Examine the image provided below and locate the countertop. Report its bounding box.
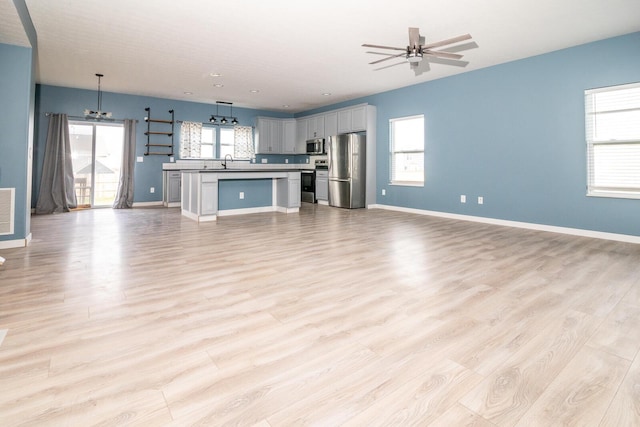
[163,161,314,171]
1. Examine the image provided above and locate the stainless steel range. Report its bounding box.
[301,159,329,204]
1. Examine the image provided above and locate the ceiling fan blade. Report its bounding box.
[423,34,472,49]
[362,43,406,51]
[366,51,401,56]
[408,27,420,48]
[369,52,406,65]
[424,50,464,60]
[374,61,407,71]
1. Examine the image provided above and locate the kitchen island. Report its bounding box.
[180,168,301,222]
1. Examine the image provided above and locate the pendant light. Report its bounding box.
[209,101,238,125]
[84,73,113,119]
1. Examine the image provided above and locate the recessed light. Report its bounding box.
[214,84,224,88]
[282,105,289,108]
[183,91,193,95]
[322,92,331,96]
[249,89,260,93]
[210,73,222,77]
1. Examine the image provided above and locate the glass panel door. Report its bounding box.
[69,123,94,207]
[94,125,123,206]
[69,122,123,207]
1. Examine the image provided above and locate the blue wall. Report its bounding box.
[34,85,294,205]
[31,32,640,237]
[305,32,640,236]
[0,43,33,242]
[218,179,272,210]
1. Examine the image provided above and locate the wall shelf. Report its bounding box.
[144,107,174,156]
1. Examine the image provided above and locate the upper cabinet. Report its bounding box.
[257,117,296,154]
[337,104,367,133]
[256,117,281,154]
[282,119,297,154]
[324,111,338,138]
[307,115,325,139]
[259,104,371,155]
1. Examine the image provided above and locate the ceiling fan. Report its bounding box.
[363,27,472,74]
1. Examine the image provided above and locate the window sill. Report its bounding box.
[587,191,640,200]
[390,181,424,187]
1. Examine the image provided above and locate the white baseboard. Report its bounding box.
[218,206,277,217]
[0,232,32,249]
[369,204,640,244]
[132,201,163,207]
[317,200,329,206]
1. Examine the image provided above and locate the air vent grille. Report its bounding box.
[0,188,15,235]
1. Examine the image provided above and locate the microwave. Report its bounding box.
[306,138,325,154]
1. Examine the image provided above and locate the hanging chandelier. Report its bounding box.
[84,73,112,119]
[209,101,238,125]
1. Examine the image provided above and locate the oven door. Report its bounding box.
[301,170,316,203]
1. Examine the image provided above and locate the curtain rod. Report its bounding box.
[44,112,138,123]
[176,119,254,128]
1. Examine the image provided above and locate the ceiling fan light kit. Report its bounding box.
[363,27,472,73]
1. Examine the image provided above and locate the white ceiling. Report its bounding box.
[2,0,640,113]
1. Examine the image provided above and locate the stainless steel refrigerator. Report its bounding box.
[328,133,366,208]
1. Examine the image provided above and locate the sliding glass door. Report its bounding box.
[69,121,124,207]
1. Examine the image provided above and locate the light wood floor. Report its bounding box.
[1,205,639,426]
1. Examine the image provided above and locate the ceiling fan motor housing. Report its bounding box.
[406,45,423,63]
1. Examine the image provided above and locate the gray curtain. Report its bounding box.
[112,119,136,208]
[35,114,77,214]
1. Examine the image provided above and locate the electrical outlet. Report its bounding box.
[460,195,466,203]
[150,187,155,194]
[136,156,143,163]
[285,159,289,164]
[169,156,174,162]
[261,158,267,163]
[382,189,386,196]
[239,192,244,199]
[478,196,484,204]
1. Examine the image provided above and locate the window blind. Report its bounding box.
[585,82,640,198]
[390,115,425,185]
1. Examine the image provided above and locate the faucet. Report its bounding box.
[222,154,233,169]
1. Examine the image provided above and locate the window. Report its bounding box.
[200,127,216,158]
[585,82,640,199]
[390,115,424,185]
[220,127,234,158]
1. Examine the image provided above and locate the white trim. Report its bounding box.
[0,232,32,249]
[219,206,277,216]
[132,201,163,207]
[317,200,329,206]
[274,207,300,214]
[163,202,181,208]
[370,204,640,244]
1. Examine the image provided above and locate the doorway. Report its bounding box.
[69,121,124,207]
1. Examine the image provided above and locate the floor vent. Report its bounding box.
[0,188,15,235]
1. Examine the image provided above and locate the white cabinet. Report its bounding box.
[350,105,367,131]
[307,115,325,139]
[258,117,297,154]
[163,170,181,207]
[256,117,282,154]
[296,117,308,151]
[324,111,338,138]
[337,109,351,134]
[282,119,297,154]
[337,104,368,133]
[315,170,328,201]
